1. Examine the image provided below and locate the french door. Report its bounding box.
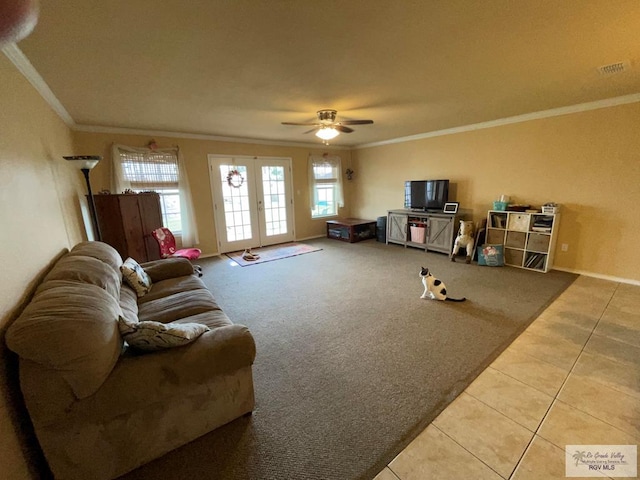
[208,155,294,253]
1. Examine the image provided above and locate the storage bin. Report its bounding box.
[504,247,524,267]
[493,201,508,211]
[541,205,559,214]
[527,233,551,252]
[410,225,426,243]
[505,231,526,249]
[487,229,505,244]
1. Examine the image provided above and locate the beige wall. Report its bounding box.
[0,55,86,479]
[73,132,353,254]
[352,102,640,282]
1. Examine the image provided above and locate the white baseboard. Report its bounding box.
[552,267,640,286]
[198,236,326,258]
[295,234,327,242]
[199,252,221,259]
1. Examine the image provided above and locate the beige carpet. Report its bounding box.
[119,238,577,480]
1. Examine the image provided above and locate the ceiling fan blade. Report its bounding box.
[334,125,354,133]
[303,127,319,134]
[281,121,321,126]
[339,119,374,125]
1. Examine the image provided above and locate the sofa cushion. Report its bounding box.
[118,316,209,351]
[121,257,152,297]
[138,289,222,324]
[40,255,121,300]
[119,284,139,324]
[139,257,194,283]
[6,283,123,399]
[68,241,123,275]
[137,275,207,304]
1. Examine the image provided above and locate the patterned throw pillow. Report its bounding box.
[120,257,152,297]
[118,316,209,352]
[477,244,505,267]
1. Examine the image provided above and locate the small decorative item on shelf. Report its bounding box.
[123,189,136,194]
[541,202,560,214]
[492,194,510,211]
[98,189,111,195]
[227,169,244,188]
[443,202,459,214]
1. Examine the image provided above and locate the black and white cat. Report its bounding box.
[419,267,466,302]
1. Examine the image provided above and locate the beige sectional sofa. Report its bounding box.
[6,241,256,480]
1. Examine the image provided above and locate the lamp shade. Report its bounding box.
[64,155,101,170]
[315,127,340,140]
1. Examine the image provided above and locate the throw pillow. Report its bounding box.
[118,316,209,351]
[120,257,152,297]
[477,244,505,266]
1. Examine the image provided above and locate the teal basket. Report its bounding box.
[493,201,508,211]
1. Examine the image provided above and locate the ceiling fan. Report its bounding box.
[282,109,374,142]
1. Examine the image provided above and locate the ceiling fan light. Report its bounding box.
[316,127,339,140]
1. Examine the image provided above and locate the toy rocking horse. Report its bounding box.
[451,220,475,264]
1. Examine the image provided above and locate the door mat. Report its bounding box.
[225,242,322,266]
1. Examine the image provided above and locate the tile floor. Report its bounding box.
[374,276,640,480]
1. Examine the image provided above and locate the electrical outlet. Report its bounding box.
[561,243,569,252]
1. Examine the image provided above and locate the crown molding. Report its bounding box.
[2,43,75,126]
[356,93,640,149]
[72,124,346,150]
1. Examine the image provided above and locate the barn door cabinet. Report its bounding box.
[386,209,459,255]
[93,193,163,262]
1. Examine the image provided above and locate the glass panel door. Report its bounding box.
[220,163,255,244]
[255,159,293,246]
[208,155,293,253]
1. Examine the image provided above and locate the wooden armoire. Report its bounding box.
[93,193,163,262]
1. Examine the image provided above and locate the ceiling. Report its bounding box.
[14,0,640,147]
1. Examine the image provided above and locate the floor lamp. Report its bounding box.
[64,155,102,241]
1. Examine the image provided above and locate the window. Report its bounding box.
[117,150,182,232]
[309,155,344,218]
[112,144,199,248]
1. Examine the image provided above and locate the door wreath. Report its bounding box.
[227,169,244,188]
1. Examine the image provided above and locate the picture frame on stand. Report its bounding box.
[443,202,459,214]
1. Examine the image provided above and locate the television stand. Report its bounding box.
[386,209,462,254]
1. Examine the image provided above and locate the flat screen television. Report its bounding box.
[404,180,449,211]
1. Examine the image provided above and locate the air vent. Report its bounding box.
[597,61,630,76]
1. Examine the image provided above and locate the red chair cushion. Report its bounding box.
[172,248,201,260]
[152,227,200,260]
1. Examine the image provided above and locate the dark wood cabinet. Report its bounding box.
[326,219,376,243]
[93,193,163,262]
